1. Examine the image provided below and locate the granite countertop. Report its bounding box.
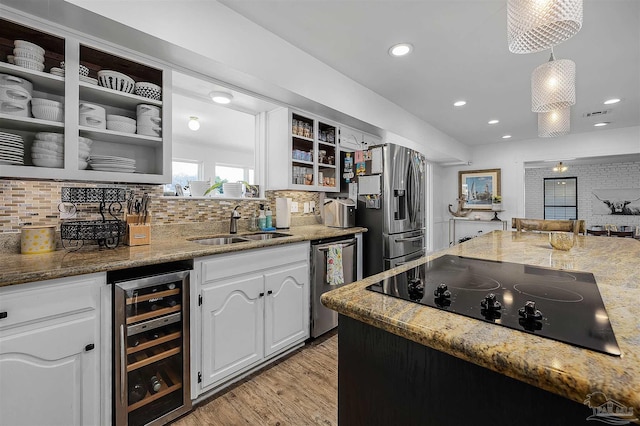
[321,230,640,417]
[0,224,366,287]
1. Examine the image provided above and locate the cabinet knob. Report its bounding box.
[0,311,7,319]
[259,292,265,297]
[85,343,95,352]
[267,290,273,295]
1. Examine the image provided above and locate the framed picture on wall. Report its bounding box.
[459,168,501,210]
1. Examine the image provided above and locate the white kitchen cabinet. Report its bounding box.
[0,9,171,184]
[266,107,340,192]
[193,242,310,397]
[0,272,108,426]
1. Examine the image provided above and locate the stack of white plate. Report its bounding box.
[13,40,45,72]
[0,131,24,165]
[136,103,162,137]
[0,73,33,117]
[88,154,136,173]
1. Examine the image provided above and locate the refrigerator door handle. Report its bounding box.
[119,324,126,406]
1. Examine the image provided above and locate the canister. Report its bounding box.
[21,225,56,254]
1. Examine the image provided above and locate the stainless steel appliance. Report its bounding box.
[347,143,426,277]
[110,261,193,426]
[367,255,621,356]
[323,198,356,228]
[310,236,358,337]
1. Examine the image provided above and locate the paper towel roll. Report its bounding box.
[275,197,292,229]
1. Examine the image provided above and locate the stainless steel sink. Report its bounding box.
[191,236,248,245]
[241,232,290,240]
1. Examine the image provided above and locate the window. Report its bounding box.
[215,164,254,185]
[544,177,577,220]
[164,159,202,194]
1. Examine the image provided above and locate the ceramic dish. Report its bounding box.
[97,70,135,93]
[0,73,33,92]
[13,47,44,63]
[32,157,63,168]
[14,57,45,72]
[32,104,64,122]
[35,132,64,142]
[14,40,45,56]
[134,82,161,100]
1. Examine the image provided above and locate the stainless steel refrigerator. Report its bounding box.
[346,143,426,277]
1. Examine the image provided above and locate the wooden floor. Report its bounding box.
[172,332,338,426]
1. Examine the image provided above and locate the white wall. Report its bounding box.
[432,126,640,250]
[525,161,640,229]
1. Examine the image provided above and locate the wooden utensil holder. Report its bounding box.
[125,214,151,246]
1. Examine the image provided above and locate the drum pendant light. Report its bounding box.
[531,50,575,112]
[538,107,570,137]
[507,0,583,54]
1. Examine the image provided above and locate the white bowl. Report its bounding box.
[97,70,135,93]
[0,86,31,103]
[33,140,64,153]
[32,157,63,168]
[13,47,44,63]
[107,120,136,133]
[31,98,63,107]
[31,152,64,160]
[6,55,14,64]
[14,40,45,56]
[136,125,161,137]
[60,61,89,77]
[78,160,88,170]
[0,73,33,93]
[35,132,64,143]
[136,115,161,127]
[14,57,45,72]
[134,82,161,100]
[189,181,213,197]
[136,104,161,117]
[78,136,93,147]
[32,104,64,122]
[79,102,106,118]
[79,114,105,129]
[106,114,136,125]
[1,101,29,117]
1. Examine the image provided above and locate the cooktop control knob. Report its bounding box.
[518,300,543,321]
[481,293,502,311]
[433,283,451,299]
[407,277,424,301]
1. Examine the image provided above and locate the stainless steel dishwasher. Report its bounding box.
[310,235,359,338]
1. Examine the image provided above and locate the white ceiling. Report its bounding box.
[219,0,640,148]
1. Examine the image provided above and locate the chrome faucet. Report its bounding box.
[229,206,241,234]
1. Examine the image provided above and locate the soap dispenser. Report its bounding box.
[258,204,266,230]
[265,206,273,228]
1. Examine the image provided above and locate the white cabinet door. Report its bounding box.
[200,273,264,389]
[0,315,98,426]
[264,263,309,357]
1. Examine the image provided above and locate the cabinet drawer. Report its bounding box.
[0,273,104,330]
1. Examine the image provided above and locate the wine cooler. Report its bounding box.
[110,261,193,426]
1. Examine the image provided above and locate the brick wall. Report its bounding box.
[524,161,640,229]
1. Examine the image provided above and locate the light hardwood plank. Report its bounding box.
[172,332,337,426]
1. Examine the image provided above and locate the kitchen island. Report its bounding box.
[321,230,640,426]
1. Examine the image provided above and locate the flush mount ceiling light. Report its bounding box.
[552,161,568,172]
[593,122,609,127]
[507,0,583,54]
[388,43,413,57]
[488,119,500,125]
[538,107,570,137]
[453,100,467,107]
[604,98,621,105]
[502,134,512,139]
[209,91,233,104]
[531,50,576,112]
[188,116,200,131]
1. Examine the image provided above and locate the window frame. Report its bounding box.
[543,177,578,220]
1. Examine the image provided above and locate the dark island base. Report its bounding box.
[338,315,593,426]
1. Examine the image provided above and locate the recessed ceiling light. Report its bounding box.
[388,43,413,57]
[502,134,512,139]
[188,116,200,131]
[593,122,609,127]
[453,100,467,107]
[210,91,233,104]
[603,98,621,105]
[488,119,499,125]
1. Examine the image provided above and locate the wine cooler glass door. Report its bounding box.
[113,269,191,426]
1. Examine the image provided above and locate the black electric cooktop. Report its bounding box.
[366,255,621,356]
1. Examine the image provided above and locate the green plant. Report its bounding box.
[203,181,222,196]
[492,195,502,203]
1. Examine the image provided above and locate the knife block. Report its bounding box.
[125,214,151,246]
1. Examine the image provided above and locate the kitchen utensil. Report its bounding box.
[136,104,160,117]
[14,40,45,56]
[0,73,33,92]
[21,225,56,254]
[13,57,44,72]
[134,82,161,100]
[97,70,135,93]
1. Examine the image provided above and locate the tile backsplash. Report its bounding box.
[0,179,320,234]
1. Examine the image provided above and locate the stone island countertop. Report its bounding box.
[0,225,366,287]
[321,230,640,420]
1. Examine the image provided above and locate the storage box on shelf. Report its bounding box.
[266,107,340,192]
[0,12,170,184]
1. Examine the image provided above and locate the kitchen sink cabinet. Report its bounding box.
[266,107,340,192]
[0,272,108,426]
[0,9,171,184]
[193,243,309,398]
